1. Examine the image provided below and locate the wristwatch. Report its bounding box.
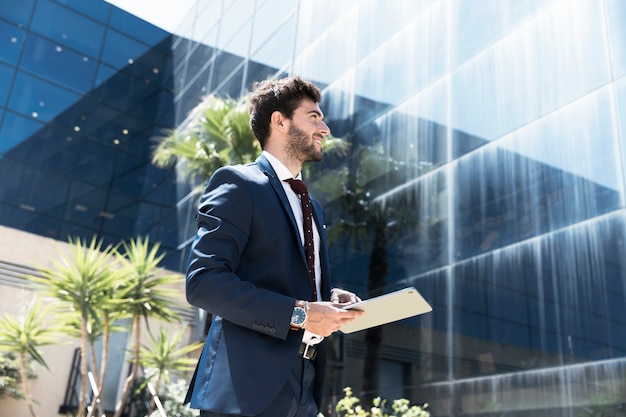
[290,301,309,329]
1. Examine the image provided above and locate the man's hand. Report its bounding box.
[330,288,361,306]
[302,301,364,337]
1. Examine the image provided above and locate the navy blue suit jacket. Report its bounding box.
[184,154,332,415]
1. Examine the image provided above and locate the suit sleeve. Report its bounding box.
[185,167,295,340]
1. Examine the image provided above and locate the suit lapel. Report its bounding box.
[256,154,331,299]
[256,155,304,255]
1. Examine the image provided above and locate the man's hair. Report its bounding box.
[249,76,322,148]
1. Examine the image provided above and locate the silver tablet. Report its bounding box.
[340,287,432,334]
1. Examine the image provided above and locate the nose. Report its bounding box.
[320,120,330,136]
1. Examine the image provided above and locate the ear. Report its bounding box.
[271,111,288,132]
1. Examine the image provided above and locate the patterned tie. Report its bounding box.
[285,178,317,301]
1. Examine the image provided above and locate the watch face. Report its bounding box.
[291,306,307,325]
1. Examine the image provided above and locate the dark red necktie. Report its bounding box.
[285,179,317,301]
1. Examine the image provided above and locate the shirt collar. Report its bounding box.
[263,150,302,181]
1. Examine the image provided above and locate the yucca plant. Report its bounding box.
[0,298,62,417]
[27,237,120,417]
[112,236,185,417]
[140,327,203,411]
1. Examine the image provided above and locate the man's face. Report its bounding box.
[285,99,330,163]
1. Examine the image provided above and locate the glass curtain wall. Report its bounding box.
[0,0,180,269]
[174,0,626,415]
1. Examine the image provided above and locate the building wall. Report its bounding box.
[172,0,626,416]
[0,1,192,414]
[0,0,182,271]
[0,226,190,417]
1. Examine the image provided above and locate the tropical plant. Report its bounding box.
[139,327,203,412]
[152,94,260,191]
[147,377,199,417]
[26,237,120,417]
[335,387,429,417]
[0,352,24,399]
[0,298,62,417]
[112,236,186,417]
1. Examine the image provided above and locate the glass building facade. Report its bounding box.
[0,0,181,269]
[172,1,626,416]
[3,0,626,416]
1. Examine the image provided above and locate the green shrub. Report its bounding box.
[335,387,430,417]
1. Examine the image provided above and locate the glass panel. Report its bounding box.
[454,87,622,260]
[0,20,25,66]
[616,77,626,190]
[451,0,554,66]
[109,7,168,45]
[101,30,152,70]
[355,0,435,62]
[293,3,359,86]
[451,0,610,150]
[32,1,105,58]
[0,63,14,106]
[192,0,222,45]
[53,0,111,24]
[606,0,626,79]
[250,10,296,71]
[353,2,447,108]
[20,34,97,93]
[448,212,626,414]
[9,72,81,123]
[209,51,244,95]
[217,0,254,56]
[0,111,45,153]
[0,0,35,26]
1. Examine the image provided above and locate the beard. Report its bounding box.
[286,123,323,163]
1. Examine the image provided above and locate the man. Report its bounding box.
[184,76,364,417]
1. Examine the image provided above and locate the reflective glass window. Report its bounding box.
[606,0,626,79]
[250,5,295,71]
[451,0,552,66]
[0,63,14,106]
[353,2,447,108]
[0,0,35,27]
[218,0,254,55]
[451,0,610,148]
[616,77,626,188]
[0,111,45,153]
[64,180,108,227]
[20,34,97,93]
[101,30,151,70]
[355,0,435,62]
[32,1,105,59]
[454,87,622,260]
[53,0,111,24]
[9,72,81,123]
[293,5,358,85]
[109,7,168,46]
[0,20,25,66]
[4,123,79,176]
[209,52,244,95]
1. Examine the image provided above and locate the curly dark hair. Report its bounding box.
[249,76,322,148]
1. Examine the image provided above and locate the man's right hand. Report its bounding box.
[302,301,364,336]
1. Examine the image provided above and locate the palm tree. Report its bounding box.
[0,298,62,417]
[140,327,204,411]
[152,94,260,191]
[112,236,185,417]
[27,237,120,417]
[326,139,424,407]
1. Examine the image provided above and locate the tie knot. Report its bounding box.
[285,178,308,195]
